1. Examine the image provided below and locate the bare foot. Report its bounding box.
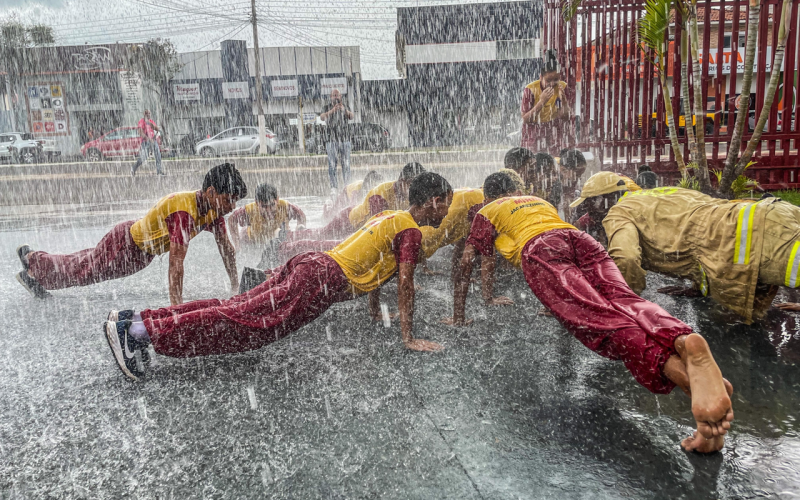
[775,302,800,311]
[684,334,734,440]
[681,430,725,454]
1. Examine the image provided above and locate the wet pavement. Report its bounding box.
[1,198,799,499]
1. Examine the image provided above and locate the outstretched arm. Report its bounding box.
[480,252,514,306]
[287,202,307,228]
[398,261,442,351]
[168,243,188,305]
[605,217,647,294]
[446,243,477,326]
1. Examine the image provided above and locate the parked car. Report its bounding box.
[81,126,165,161]
[194,127,278,157]
[305,123,390,154]
[0,132,45,164]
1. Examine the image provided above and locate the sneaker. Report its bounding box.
[107,309,135,322]
[104,320,146,381]
[15,271,51,299]
[16,244,31,271]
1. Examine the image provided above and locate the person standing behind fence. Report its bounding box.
[521,50,573,155]
[132,109,164,177]
[320,89,354,195]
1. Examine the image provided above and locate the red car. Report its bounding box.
[81,126,164,161]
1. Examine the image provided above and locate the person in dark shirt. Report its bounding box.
[320,89,354,193]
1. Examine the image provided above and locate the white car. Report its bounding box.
[195,127,278,157]
[0,132,44,164]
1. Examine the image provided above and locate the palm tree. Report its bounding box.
[719,0,761,197]
[639,0,687,170]
[732,0,793,183]
[685,0,712,191]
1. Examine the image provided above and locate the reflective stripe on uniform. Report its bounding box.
[698,264,709,296]
[784,241,800,288]
[734,204,756,265]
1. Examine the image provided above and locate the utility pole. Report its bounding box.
[251,0,268,155]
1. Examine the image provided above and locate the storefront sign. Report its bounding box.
[222,81,249,99]
[120,71,143,112]
[173,82,201,101]
[271,79,299,98]
[27,82,69,136]
[321,77,347,95]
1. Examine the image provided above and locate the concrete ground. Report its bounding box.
[1,193,799,499]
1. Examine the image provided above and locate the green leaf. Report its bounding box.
[638,0,673,57]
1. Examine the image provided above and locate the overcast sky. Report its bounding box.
[2,0,491,80]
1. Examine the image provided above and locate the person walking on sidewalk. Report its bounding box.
[132,109,164,176]
[320,89,354,194]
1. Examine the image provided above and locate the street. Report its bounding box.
[1,197,798,499]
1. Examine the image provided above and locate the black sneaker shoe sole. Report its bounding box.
[16,271,51,299]
[107,310,135,322]
[104,321,140,381]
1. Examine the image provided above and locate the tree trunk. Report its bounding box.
[681,29,696,163]
[736,0,792,174]
[660,70,686,170]
[688,2,711,192]
[719,0,761,198]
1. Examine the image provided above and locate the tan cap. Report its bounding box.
[569,171,629,208]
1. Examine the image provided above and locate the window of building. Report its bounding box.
[723,33,746,49]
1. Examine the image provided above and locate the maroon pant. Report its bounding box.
[279,239,341,261]
[142,252,352,358]
[28,220,154,290]
[521,229,692,394]
[291,206,355,241]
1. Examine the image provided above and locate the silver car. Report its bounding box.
[195,127,278,157]
[0,132,44,164]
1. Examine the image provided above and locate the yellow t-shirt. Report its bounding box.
[130,191,219,255]
[348,181,404,229]
[525,80,569,124]
[471,196,576,267]
[245,200,290,242]
[420,188,484,259]
[327,211,420,294]
[345,180,364,199]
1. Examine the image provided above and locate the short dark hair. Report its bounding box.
[636,171,659,189]
[559,148,586,170]
[203,163,247,199]
[409,172,452,206]
[400,162,426,180]
[535,152,556,173]
[543,49,559,74]
[504,147,536,173]
[483,172,519,199]
[638,164,652,173]
[362,170,383,190]
[255,183,278,204]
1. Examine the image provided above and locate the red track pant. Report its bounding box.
[521,229,692,394]
[291,206,355,241]
[141,252,352,358]
[28,220,154,290]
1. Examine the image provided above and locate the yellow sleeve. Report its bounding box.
[605,218,647,294]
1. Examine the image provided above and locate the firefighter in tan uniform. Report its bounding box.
[571,173,800,324]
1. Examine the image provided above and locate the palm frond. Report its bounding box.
[638,0,673,56]
[561,0,583,21]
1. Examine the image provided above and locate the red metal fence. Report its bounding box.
[543,0,800,189]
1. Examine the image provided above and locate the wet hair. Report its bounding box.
[400,162,426,180]
[638,164,653,173]
[362,170,383,191]
[504,147,537,173]
[543,49,559,75]
[498,168,526,192]
[636,170,659,189]
[559,148,586,171]
[255,183,278,204]
[409,172,453,206]
[483,172,519,199]
[535,152,557,174]
[203,163,248,199]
